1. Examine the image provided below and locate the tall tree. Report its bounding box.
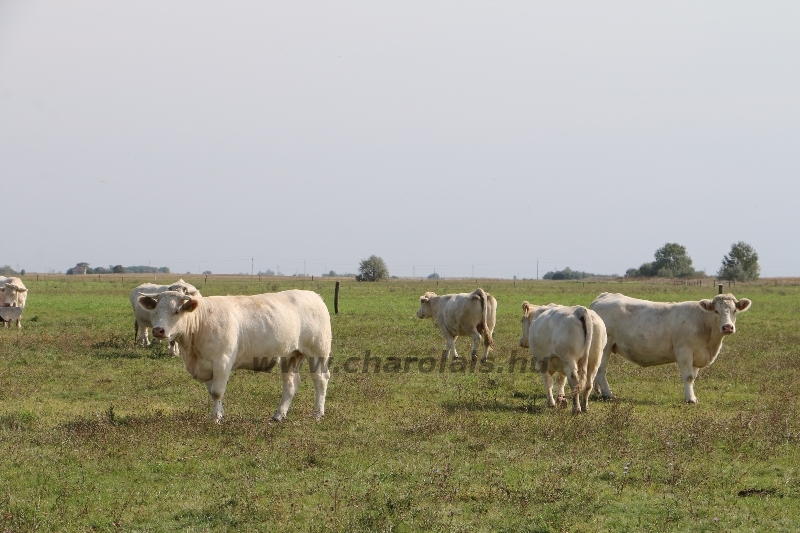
[718,242,760,282]
[356,255,389,282]
[652,243,696,278]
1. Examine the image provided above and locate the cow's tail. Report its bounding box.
[573,306,593,392]
[471,288,494,348]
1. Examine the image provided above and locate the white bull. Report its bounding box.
[138,289,332,423]
[416,288,497,362]
[0,277,28,329]
[589,292,751,403]
[519,302,606,414]
[130,280,201,355]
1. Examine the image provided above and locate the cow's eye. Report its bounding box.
[714,310,719,314]
[174,310,179,315]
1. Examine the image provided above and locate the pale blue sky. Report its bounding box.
[1,0,798,277]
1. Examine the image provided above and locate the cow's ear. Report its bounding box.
[181,299,200,313]
[138,296,158,310]
[18,287,27,293]
[699,299,714,311]
[420,295,429,304]
[522,301,530,313]
[736,298,752,312]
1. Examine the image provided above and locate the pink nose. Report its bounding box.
[153,327,166,338]
[722,324,734,334]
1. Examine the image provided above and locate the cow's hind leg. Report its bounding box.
[470,328,481,362]
[564,361,583,414]
[273,351,303,422]
[307,355,331,420]
[542,372,557,407]
[593,343,614,400]
[555,372,568,407]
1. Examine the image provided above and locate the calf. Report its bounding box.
[416,288,497,362]
[519,302,606,413]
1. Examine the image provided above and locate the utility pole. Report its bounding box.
[252,257,254,276]
[537,259,539,280]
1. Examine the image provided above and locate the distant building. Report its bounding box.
[72,264,89,275]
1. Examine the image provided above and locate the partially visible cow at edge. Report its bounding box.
[589,292,752,404]
[138,289,332,423]
[416,288,497,362]
[519,301,607,414]
[0,277,28,329]
[130,279,201,355]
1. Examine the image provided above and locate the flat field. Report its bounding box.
[1,275,799,532]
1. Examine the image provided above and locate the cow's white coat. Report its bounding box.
[139,289,331,423]
[589,292,751,403]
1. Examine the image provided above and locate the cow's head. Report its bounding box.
[138,290,200,341]
[699,294,751,335]
[519,301,536,348]
[167,279,201,297]
[416,292,437,319]
[1,282,27,307]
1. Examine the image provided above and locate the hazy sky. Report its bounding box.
[1,0,798,278]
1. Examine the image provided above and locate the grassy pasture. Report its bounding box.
[1,275,799,532]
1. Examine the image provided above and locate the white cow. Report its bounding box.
[0,277,28,329]
[416,288,497,362]
[138,289,332,423]
[130,280,201,355]
[589,292,751,403]
[519,301,606,414]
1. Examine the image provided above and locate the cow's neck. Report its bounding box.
[702,311,726,362]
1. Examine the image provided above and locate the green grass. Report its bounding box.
[1,275,799,531]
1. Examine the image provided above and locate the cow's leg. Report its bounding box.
[440,327,459,360]
[555,372,567,407]
[169,341,180,357]
[563,360,582,414]
[676,348,699,403]
[206,357,235,423]
[273,352,303,421]
[470,328,481,362]
[593,342,614,399]
[542,372,557,407]
[136,321,150,347]
[308,355,331,420]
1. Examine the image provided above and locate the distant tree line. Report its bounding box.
[625,242,759,282]
[0,265,23,276]
[67,263,170,275]
[543,267,606,280]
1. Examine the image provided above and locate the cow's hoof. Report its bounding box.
[480,357,488,364]
[311,410,324,421]
[471,354,478,362]
[271,413,287,422]
[686,399,698,404]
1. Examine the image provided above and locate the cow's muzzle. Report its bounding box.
[721,324,735,335]
[152,327,167,339]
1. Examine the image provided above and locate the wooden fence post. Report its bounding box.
[334,281,340,315]
[718,283,723,294]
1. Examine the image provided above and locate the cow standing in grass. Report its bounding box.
[589,292,751,403]
[138,289,332,423]
[519,302,606,414]
[0,277,28,329]
[416,288,497,362]
[130,279,201,355]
